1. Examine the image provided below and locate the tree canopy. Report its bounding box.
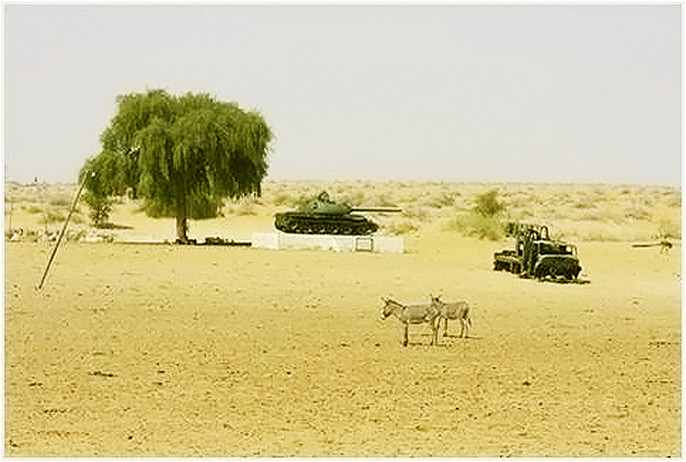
[80,89,272,241]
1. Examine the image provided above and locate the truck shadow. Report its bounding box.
[442,334,483,340]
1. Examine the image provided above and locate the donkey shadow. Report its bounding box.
[407,332,483,345]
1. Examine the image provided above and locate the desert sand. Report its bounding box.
[4,181,681,456]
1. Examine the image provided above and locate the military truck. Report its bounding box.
[494,223,582,281]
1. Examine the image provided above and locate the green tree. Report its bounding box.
[80,90,272,241]
[80,150,125,227]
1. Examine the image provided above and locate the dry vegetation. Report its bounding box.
[4,179,681,456]
[5,180,681,243]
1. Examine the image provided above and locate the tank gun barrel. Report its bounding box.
[350,206,402,213]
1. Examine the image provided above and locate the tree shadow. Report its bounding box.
[96,222,134,230]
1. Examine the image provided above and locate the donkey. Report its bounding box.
[430,294,473,338]
[380,297,441,346]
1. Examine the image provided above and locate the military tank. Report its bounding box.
[274,191,401,235]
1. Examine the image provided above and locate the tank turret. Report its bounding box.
[274,191,401,235]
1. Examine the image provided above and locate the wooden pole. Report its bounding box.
[36,172,94,290]
[8,201,13,234]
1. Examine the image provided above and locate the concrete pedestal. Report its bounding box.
[252,232,404,254]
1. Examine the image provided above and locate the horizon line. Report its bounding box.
[4,176,681,189]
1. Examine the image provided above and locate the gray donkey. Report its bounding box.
[380,297,441,346]
[430,294,473,338]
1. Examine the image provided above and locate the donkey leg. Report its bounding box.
[403,324,409,347]
[443,318,449,337]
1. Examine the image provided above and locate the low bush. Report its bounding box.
[445,212,505,241]
[25,204,44,214]
[49,195,72,207]
[385,218,419,236]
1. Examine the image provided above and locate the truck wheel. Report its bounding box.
[536,264,554,280]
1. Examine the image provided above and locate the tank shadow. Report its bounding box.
[404,341,452,348]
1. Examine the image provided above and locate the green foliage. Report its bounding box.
[82,191,114,227]
[141,190,223,219]
[446,213,505,241]
[473,189,505,218]
[81,89,273,239]
[80,148,129,225]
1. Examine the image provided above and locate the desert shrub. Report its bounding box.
[385,218,419,236]
[656,218,681,240]
[290,193,314,209]
[25,204,43,214]
[623,205,651,221]
[424,191,457,209]
[83,190,114,227]
[340,190,366,207]
[271,191,294,207]
[666,191,681,207]
[572,200,594,210]
[403,205,432,222]
[226,197,259,216]
[518,209,535,218]
[48,194,72,207]
[370,192,398,208]
[39,207,68,224]
[473,189,505,218]
[445,212,505,241]
[235,203,257,216]
[70,212,87,224]
[578,211,603,222]
[652,204,681,239]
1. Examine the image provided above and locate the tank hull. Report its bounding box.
[274,212,379,235]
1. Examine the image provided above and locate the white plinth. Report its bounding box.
[251,232,404,254]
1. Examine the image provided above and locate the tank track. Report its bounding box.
[274,213,378,235]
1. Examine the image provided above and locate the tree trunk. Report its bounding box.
[175,215,188,243]
[175,191,188,243]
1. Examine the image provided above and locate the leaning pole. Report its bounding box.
[36,171,95,291]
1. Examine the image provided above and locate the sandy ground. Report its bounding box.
[4,216,681,456]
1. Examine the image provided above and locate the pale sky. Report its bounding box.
[3,4,682,185]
